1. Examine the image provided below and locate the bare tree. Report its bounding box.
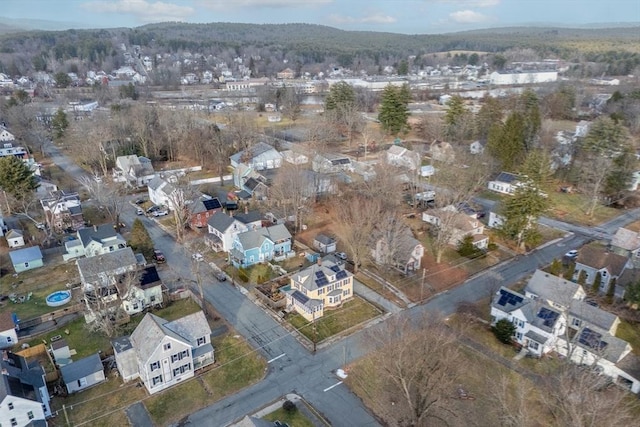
[163,175,201,242]
[489,373,538,427]
[79,177,127,230]
[268,162,314,233]
[224,111,258,152]
[350,315,462,426]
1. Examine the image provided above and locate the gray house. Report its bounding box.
[313,234,336,254]
[9,246,44,273]
[574,246,628,296]
[60,353,106,394]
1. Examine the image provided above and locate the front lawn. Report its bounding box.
[546,190,619,226]
[616,320,640,356]
[26,317,113,359]
[286,297,382,342]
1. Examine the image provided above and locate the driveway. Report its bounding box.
[126,402,154,427]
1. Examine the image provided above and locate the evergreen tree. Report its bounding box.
[591,272,602,295]
[487,111,526,172]
[518,89,541,150]
[0,156,39,214]
[492,318,516,344]
[444,95,471,142]
[577,270,587,287]
[127,218,154,260]
[565,262,576,281]
[549,259,562,276]
[605,277,617,305]
[54,71,71,88]
[51,108,69,140]
[475,96,503,140]
[397,60,409,76]
[624,279,640,305]
[604,147,636,203]
[378,84,409,135]
[325,81,355,112]
[519,149,554,192]
[498,181,548,251]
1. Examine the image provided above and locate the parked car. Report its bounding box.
[153,249,166,263]
[192,253,204,262]
[136,208,144,215]
[134,198,146,205]
[565,250,578,259]
[216,272,227,282]
[146,205,160,213]
[335,252,348,260]
[153,209,169,217]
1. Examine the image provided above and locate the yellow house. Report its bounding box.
[286,257,353,321]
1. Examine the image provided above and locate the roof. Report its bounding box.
[292,257,352,293]
[76,247,137,284]
[233,415,277,427]
[525,330,549,344]
[60,353,103,383]
[616,353,640,382]
[314,234,335,245]
[6,229,23,239]
[492,287,528,312]
[574,328,629,363]
[0,311,15,332]
[524,270,581,306]
[51,339,69,351]
[0,352,45,403]
[207,211,238,233]
[230,142,280,164]
[9,246,43,265]
[611,227,640,251]
[233,210,263,225]
[111,336,133,354]
[237,229,270,251]
[569,300,618,331]
[575,246,628,275]
[77,224,121,248]
[494,171,519,183]
[289,289,322,309]
[138,265,162,290]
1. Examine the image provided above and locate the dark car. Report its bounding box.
[153,249,166,263]
[216,272,227,282]
[146,205,160,213]
[135,198,146,205]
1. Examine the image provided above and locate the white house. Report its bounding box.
[422,207,489,249]
[312,153,354,174]
[574,246,628,298]
[0,351,52,427]
[229,142,282,170]
[147,176,177,209]
[373,225,424,275]
[111,311,214,394]
[611,227,640,268]
[113,155,155,187]
[385,145,421,171]
[487,172,521,195]
[313,234,337,254]
[205,210,262,252]
[0,127,15,142]
[60,353,106,394]
[491,270,640,394]
[0,312,17,349]
[116,265,164,315]
[5,229,25,248]
[420,165,436,178]
[76,247,139,293]
[65,224,127,261]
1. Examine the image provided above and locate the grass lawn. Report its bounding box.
[146,334,266,425]
[354,273,407,308]
[263,407,315,427]
[50,375,147,427]
[616,320,640,356]
[546,190,619,226]
[286,297,382,342]
[26,317,113,359]
[117,298,204,336]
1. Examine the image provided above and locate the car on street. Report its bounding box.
[216,272,227,281]
[565,250,578,258]
[136,208,144,215]
[192,253,204,262]
[153,249,166,263]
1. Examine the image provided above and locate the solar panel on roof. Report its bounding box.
[315,271,324,279]
[578,328,608,351]
[336,271,348,280]
[316,278,328,286]
[330,265,340,272]
[537,307,560,327]
[203,198,222,210]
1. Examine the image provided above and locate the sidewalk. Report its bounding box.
[360,269,413,306]
[353,279,402,314]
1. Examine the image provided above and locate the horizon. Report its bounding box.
[1,0,639,35]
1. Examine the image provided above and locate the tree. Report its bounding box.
[518,89,541,151]
[443,95,472,142]
[549,258,563,276]
[128,219,154,260]
[605,277,616,304]
[604,147,636,204]
[378,84,410,135]
[54,71,71,88]
[519,149,554,192]
[565,261,576,281]
[79,177,127,231]
[324,81,355,112]
[51,108,69,140]
[268,162,316,234]
[163,176,201,242]
[475,96,503,140]
[278,86,302,122]
[591,272,602,295]
[498,181,548,251]
[577,270,587,287]
[624,279,640,306]
[119,82,139,100]
[492,54,507,70]
[350,315,462,426]
[487,112,526,172]
[457,234,483,259]
[396,59,409,75]
[492,318,516,344]
[0,156,39,215]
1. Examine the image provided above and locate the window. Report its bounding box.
[24,262,29,268]
[164,342,171,351]
[11,418,17,427]
[28,411,34,420]
[572,318,582,328]
[152,375,163,386]
[133,303,139,310]
[8,402,14,410]
[77,377,87,388]
[6,336,10,343]
[343,289,350,296]
[328,297,333,304]
[516,332,523,341]
[197,337,206,346]
[318,288,324,295]
[150,295,156,302]
[529,341,539,350]
[150,361,160,371]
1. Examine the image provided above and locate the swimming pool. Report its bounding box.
[46,290,72,307]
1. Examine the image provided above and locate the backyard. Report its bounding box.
[286,296,383,343]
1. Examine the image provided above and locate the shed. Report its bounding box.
[60,353,106,393]
[6,229,25,248]
[9,246,44,273]
[313,234,337,254]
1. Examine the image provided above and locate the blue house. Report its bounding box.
[230,224,292,268]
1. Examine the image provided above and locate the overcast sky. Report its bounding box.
[3,0,639,34]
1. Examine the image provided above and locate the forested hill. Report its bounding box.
[0,21,638,74]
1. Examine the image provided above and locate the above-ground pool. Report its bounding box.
[46,290,72,307]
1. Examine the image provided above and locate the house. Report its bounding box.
[276,68,295,79]
[491,271,640,393]
[116,265,165,315]
[611,227,640,267]
[77,247,138,292]
[420,165,436,178]
[205,210,263,252]
[230,224,293,268]
[312,153,354,174]
[5,230,25,248]
[575,120,592,138]
[422,208,489,249]
[373,226,424,274]
[429,140,455,163]
[113,155,155,187]
[9,247,43,273]
[230,142,282,170]
[189,195,223,229]
[65,224,127,260]
[281,150,308,165]
[147,176,177,209]
[60,353,106,394]
[469,140,486,155]
[0,351,52,426]
[0,312,17,349]
[385,145,421,170]
[574,246,628,297]
[487,172,522,195]
[313,234,337,254]
[0,127,15,142]
[40,191,84,233]
[111,311,214,394]
[286,257,354,321]
[0,143,36,171]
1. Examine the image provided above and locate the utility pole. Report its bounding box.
[421,268,426,302]
[312,310,317,353]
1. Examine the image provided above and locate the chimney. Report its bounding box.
[317,256,322,266]
[244,204,248,214]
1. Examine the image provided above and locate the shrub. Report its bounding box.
[282,400,297,413]
[492,318,516,344]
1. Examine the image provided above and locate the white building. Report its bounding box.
[489,70,558,85]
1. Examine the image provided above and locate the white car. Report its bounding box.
[153,210,169,217]
[335,252,348,260]
[565,250,578,258]
[192,253,204,262]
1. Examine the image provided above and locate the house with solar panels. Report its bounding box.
[285,257,353,321]
[491,270,640,394]
[188,194,223,229]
